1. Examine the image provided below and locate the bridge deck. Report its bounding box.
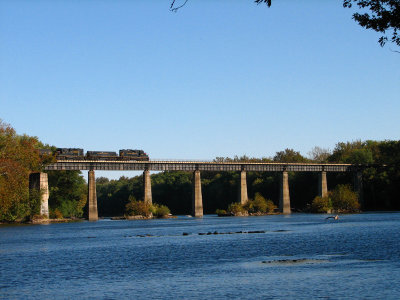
[44,160,355,172]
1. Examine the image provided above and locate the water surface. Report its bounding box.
[1,213,400,299]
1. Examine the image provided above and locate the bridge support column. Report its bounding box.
[143,170,152,205]
[279,171,291,214]
[353,171,364,209]
[318,171,328,198]
[238,170,248,205]
[29,172,49,218]
[88,170,98,221]
[192,170,203,217]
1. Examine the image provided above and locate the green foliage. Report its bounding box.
[151,171,192,214]
[328,141,373,164]
[50,208,63,219]
[227,202,247,215]
[330,184,360,213]
[346,149,373,164]
[97,176,142,216]
[253,192,269,212]
[244,193,277,213]
[47,170,87,218]
[124,195,171,218]
[28,188,42,218]
[125,196,152,217]
[152,204,171,218]
[311,196,332,213]
[273,148,308,163]
[96,177,109,185]
[265,200,277,213]
[245,193,266,213]
[215,209,227,215]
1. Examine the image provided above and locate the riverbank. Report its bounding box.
[0,218,83,225]
[217,211,280,217]
[111,215,177,220]
[30,218,83,224]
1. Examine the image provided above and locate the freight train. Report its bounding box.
[39,148,149,161]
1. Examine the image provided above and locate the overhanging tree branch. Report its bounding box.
[170,0,189,12]
[169,0,399,48]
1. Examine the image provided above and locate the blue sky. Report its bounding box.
[1,0,399,179]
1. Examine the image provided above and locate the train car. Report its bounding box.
[119,149,149,161]
[56,148,84,160]
[86,151,118,160]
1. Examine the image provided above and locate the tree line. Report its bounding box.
[97,141,400,216]
[1,120,399,222]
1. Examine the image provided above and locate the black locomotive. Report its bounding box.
[56,148,85,160]
[40,148,149,161]
[119,149,149,161]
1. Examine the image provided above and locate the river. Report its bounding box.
[1,213,400,299]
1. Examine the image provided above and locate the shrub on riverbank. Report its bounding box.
[227,203,248,216]
[311,196,332,213]
[125,195,171,218]
[125,196,152,217]
[222,193,277,216]
[311,185,360,213]
[215,209,228,216]
[330,184,360,213]
[244,193,276,214]
[152,204,171,218]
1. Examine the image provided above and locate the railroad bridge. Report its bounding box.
[29,160,363,221]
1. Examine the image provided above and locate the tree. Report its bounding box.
[96,177,109,185]
[308,146,331,163]
[343,0,400,47]
[0,120,44,221]
[273,148,308,163]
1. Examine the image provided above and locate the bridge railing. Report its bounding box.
[149,159,213,162]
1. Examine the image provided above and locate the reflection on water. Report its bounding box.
[1,213,400,299]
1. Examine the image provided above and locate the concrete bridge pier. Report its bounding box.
[88,170,98,221]
[318,171,328,198]
[192,170,203,217]
[353,171,364,209]
[143,170,152,205]
[238,170,248,205]
[29,172,49,218]
[279,171,291,214]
